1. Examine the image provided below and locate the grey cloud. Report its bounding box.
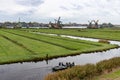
[16,0,44,6]
[71,3,83,10]
[60,6,69,11]
[83,3,92,7]
[106,0,112,2]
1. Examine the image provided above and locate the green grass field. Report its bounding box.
[22,28,120,41]
[0,29,117,64]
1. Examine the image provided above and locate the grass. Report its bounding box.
[94,69,120,80]
[22,28,120,41]
[0,35,32,64]
[0,29,117,64]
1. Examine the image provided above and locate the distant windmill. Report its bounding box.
[88,20,99,29]
[88,20,93,28]
[49,17,62,29]
[93,20,99,28]
[17,17,22,28]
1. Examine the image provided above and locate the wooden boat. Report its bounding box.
[52,62,75,71]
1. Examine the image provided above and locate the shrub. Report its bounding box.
[98,39,110,44]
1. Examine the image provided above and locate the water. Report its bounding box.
[62,26,87,28]
[22,26,87,29]
[0,33,120,80]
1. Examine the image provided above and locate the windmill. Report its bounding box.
[14,17,22,28]
[88,20,93,28]
[93,20,99,28]
[49,17,62,29]
[88,20,99,29]
[56,17,62,28]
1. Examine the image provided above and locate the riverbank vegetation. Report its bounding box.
[0,29,117,64]
[22,28,120,41]
[94,68,120,80]
[45,57,120,80]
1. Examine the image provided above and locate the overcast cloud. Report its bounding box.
[0,0,120,24]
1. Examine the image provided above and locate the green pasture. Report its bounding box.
[0,29,117,64]
[22,28,120,41]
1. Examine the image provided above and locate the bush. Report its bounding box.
[98,39,110,44]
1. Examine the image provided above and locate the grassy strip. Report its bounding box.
[4,30,104,51]
[4,30,119,54]
[22,28,120,41]
[0,30,74,64]
[0,30,72,55]
[30,32,102,46]
[4,31,77,50]
[0,29,118,64]
[0,35,34,64]
[0,34,36,55]
[45,57,120,80]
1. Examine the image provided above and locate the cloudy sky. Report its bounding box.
[0,0,120,24]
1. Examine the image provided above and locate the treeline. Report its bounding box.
[0,22,48,28]
[0,21,115,29]
[45,57,120,80]
[100,23,114,28]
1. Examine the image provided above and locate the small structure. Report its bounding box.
[88,20,99,29]
[14,18,22,28]
[49,17,62,29]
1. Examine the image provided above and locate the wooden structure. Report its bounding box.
[88,20,99,29]
[49,17,62,29]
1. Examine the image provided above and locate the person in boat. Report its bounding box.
[59,62,62,66]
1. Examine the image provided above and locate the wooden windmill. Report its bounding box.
[49,17,62,29]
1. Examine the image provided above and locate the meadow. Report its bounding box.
[0,29,117,64]
[22,27,120,41]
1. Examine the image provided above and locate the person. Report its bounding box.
[72,62,75,66]
[59,62,62,66]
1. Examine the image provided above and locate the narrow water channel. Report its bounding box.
[0,33,120,80]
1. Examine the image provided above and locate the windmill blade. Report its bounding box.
[96,20,99,22]
[54,19,57,21]
[54,19,57,23]
[92,20,95,22]
[58,17,61,21]
[88,20,90,23]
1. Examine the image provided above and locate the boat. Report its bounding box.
[52,62,75,71]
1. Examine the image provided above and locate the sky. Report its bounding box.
[0,0,120,24]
